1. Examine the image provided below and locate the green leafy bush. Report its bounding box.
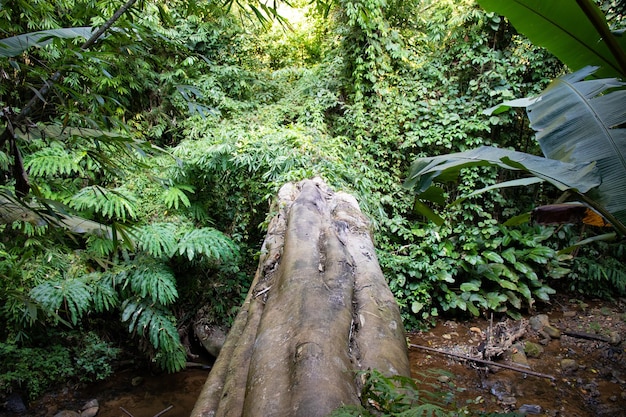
[0,332,118,399]
[562,238,626,299]
[381,221,569,328]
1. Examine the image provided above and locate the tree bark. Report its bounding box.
[191,178,410,417]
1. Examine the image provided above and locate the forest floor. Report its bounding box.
[7,295,626,417]
[409,294,626,416]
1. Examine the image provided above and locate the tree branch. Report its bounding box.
[1,0,139,195]
[409,343,556,381]
[14,0,139,125]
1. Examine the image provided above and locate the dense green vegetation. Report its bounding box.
[0,0,624,403]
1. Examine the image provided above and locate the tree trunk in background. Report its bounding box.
[190,178,410,417]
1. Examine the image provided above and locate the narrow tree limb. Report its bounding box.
[153,405,174,417]
[119,407,134,417]
[409,343,556,381]
[1,0,139,195]
[562,330,612,343]
[16,0,138,123]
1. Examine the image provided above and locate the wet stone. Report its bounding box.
[82,399,98,410]
[510,344,530,368]
[5,393,27,414]
[529,314,550,332]
[53,411,80,417]
[437,375,450,383]
[524,341,544,358]
[518,404,542,414]
[131,376,144,386]
[609,331,621,345]
[560,358,578,374]
[543,325,561,339]
[500,395,517,406]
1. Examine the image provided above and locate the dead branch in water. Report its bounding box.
[409,343,556,381]
[562,330,612,343]
[119,404,173,417]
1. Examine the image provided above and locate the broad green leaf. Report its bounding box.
[533,285,556,301]
[451,177,544,207]
[476,0,626,79]
[411,301,424,314]
[460,280,481,292]
[483,251,504,263]
[517,282,532,301]
[503,212,531,226]
[499,265,519,282]
[404,146,600,196]
[436,271,455,283]
[486,292,507,309]
[466,301,479,316]
[478,264,500,281]
[549,266,571,279]
[484,97,540,116]
[501,247,517,264]
[0,27,94,57]
[412,199,444,226]
[505,291,522,309]
[558,232,618,254]
[496,279,518,292]
[527,67,626,228]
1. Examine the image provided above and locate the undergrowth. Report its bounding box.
[0,331,119,400]
[329,369,522,417]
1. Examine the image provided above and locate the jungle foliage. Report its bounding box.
[0,0,625,401]
[329,369,521,417]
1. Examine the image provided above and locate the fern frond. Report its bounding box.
[135,223,178,258]
[120,298,186,372]
[86,273,120,313]
[69,186,137,221]
[176,227,238,262]
[129,260,178,305]
[161,184,194,210]
[30,278,92,325]
[25,145,83,177]
[121,298,144,331]
[86,234,116,257]
[154,343,188,374]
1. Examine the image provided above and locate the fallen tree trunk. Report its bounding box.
[191,178,410,417]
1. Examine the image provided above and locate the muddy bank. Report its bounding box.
[409,296,626,416]
[7,296,626,417]
[3,368,209,417]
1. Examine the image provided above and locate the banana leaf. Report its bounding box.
[476,0,626,79]
[405,67,626,234]
[0,27,94,57]
[530,66,626,224]
[404,146,599,195]
[486,66,626,229]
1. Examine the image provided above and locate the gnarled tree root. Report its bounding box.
[191,178,410,417]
